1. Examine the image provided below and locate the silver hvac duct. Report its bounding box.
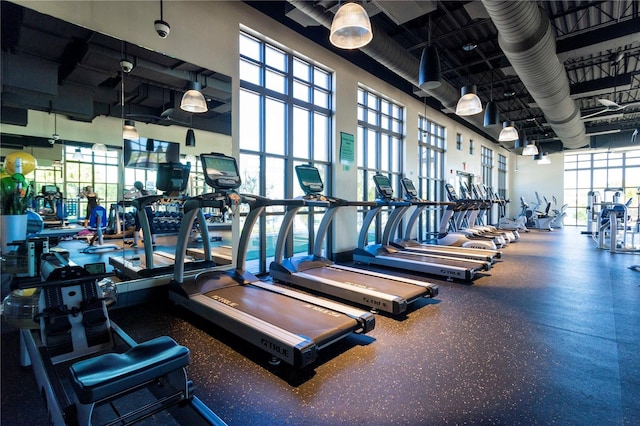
[287,0,495,138]
[481,0,587,149]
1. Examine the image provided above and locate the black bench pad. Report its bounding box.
[69,336,190,404]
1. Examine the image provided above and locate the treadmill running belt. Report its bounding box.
[202,284,357,346]
[303,266,428,300]
[382,251,487,270]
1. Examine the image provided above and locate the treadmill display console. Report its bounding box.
[401,178,418,197]
[373,174,394,198]
[295,165,324,195]
[156,162,191,193]
[201,153,241,190]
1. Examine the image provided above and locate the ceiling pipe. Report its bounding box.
[286,0,498,140]
[481,0,587,150]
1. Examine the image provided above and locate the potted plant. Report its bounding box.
[1,152,36,252]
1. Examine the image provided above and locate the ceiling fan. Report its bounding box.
[581,51,640,120]
[581,98,640,120]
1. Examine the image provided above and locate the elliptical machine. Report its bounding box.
[490,187,528,232]
[549,195,567,228]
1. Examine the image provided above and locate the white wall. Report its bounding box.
[6,0,522,252]
[513,151,565,215]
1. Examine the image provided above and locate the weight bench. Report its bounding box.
[69,336,191,425]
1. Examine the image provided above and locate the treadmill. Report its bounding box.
[169,153,375,369]
[109,162,216,279]
[352,174,491,281]
[390,177,502,263]
[269,164,438,315]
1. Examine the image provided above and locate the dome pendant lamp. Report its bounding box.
[456,43,482,116]
[522,140,539,156]
[329,2,373,49]
[180,81,208,113]
[498,120,518,142]
[456,85,483,116]
[122,119,139,140]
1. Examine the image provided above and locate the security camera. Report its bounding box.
[48,133,59,145]
[120,59,134,73]
[154,19,170,39]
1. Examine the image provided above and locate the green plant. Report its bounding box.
[1,172,33,215]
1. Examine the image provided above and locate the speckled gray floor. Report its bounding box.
[2,227,639,425]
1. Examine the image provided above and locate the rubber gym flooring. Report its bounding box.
[1,227,639,425]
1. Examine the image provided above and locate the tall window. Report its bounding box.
[564,149,640,226]
[481,146,493,187]
[416,116,445,242]
[239,31,332,273]
[497,154,507,200]
[469,139,475,155]
[357,87,404,244]
[481,146,494,223]
[456,133,462,151]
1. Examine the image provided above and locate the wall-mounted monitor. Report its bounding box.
[124,138,180,169]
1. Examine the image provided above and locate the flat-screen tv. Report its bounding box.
[124,138,180,169]
[156,162,191,193]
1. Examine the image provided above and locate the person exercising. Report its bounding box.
[125,181,157,248]
[79,185,99,227]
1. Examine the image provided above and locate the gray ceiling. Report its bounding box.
[0,1,232,142]
[2,1,639,154]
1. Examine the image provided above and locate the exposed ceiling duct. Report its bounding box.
[288,0,592,151]
[286,0,499,141]
[480,1,586,149]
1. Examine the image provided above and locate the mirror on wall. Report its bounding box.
[0,1,232,257]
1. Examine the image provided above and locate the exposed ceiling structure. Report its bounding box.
[247,0,640,153]
[1,1,639,154]
[0,1,232,141]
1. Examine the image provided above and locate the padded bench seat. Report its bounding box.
[69,336,190,404]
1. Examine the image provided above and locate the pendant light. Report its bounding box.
[122,119,139,140]
[185,128,196,147]
[120,48,139,141]
[483,72,499,127]
[91,143,107,154]
[329,2,373,49]
[456,85,483,116]
[418,15,441,90]
[456,43,482,116]
[522,139,539,156]
[537,152,551,164]
[498,121,518,142]
[185,114,196,147]
[513,130,526,150]
[180,81,207,113]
